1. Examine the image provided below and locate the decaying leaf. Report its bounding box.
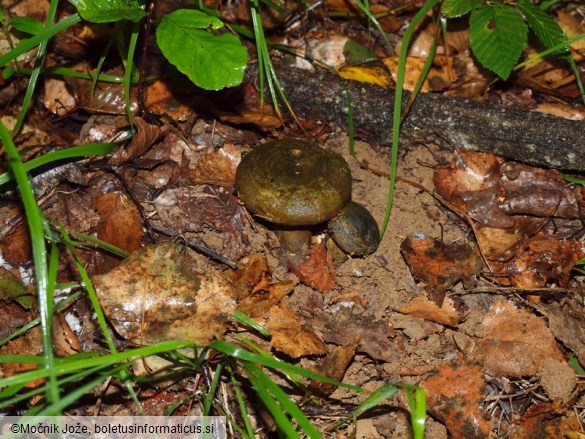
[534,299,585,366]
[108,117,168,165]
[153,185,250,260]
[95,191,144,253]
[190,143,240,187]
[265,303,327,358]
[433,150,585,288]
[228,254,294,317]
[465,299,565,377]
[93,243,237,345]
[309,338,359,395]
[421,364,490,439]
[289,242,336,292]
[399,295,461,327]
[400,233,483,303]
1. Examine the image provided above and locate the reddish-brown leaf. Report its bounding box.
[289,242,336,292]
[421,364,490,439]
[95,191,144,253]
[400,233,483,303]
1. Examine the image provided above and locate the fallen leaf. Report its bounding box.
[93,243,237,345]
[229,254,294,317]
[421,363,490,439]
[466,299,565,377]
[383,55,457,92]
[189,143,240,187]
[108,117,168,165]
[289,242,336,292]
[153,185,250,260]
[400,233,483,304]
[309,339,359,395]
[503,234,585,288]
[399,295,461,327]
[95,191,144,253]
[534,299,585,366]
[266,303,327,358]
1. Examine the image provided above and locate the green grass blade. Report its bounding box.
[241,362,305,439]
[0,14,81,67]
[203,362,223,415]
[210,340,362,392]
[380,0,441,237]
[12,0,59,136]
[0,140,124,187]
[232,310,269,336]
[399,384,426,439]
[124,20,141,126]
[0,121,57,404]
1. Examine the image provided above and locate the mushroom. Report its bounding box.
[235,139,380,257]
[328,200,380,256]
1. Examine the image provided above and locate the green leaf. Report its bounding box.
[518,0,570,57]
[442,0,482,18]
[70,0,146,23]
[156,9,248,91]
[470,4,528,80]
[9,16,44,35]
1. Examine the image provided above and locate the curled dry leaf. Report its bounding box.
[288,242,336,292]
[421,364,490,439]
[228,254,294,317]
[108,117,168,165]
[399,295,461,327]
[64,74,139,115]
[433,149,585,287]
[400,233,483,304]
[93,243,237,345]
[265,303,327,358]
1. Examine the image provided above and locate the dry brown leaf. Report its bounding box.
[503,234,585,288]
[289,242,336,292]
[535,299,585,366]
[144,80,192,121]
[190,143,240,187]
[309,339,359,395]
[421,363,490,439]
[316,312,404,364]
[1,222,31,266]
[383,56,457,92]
[400,233,483,303]
[266,303,327,358]
[230,254,294,317]
[64,74,138,115]
[468,299,565,377]
[43,78,77,116]
[95,191,144,253]
[399,295,461,327]
[153,185,249,260]
[108,117,168,165]
[93,243,237,345]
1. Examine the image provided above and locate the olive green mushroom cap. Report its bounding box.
[235,139,352,226]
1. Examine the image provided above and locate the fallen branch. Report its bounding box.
[254,65,585,173]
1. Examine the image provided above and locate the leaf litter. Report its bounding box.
[1,1,585,437]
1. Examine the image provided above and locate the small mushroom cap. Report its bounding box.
[235,139,352,226]
[328,201,380,256]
